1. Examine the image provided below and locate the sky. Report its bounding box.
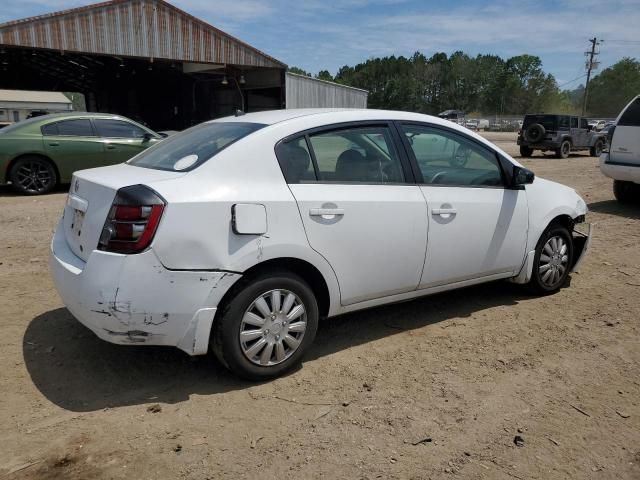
[1,0,640,89]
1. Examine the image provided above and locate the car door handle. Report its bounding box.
[105,144,116,150]
[48,142,59,147]
[432,208,457,215]
[310,208,345,216]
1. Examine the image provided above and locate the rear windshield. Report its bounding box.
[618,97,640,127]
[128,122,266,171]
[523,115,565,131]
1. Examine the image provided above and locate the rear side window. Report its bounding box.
[42,119,95,136]
[308,126,405,183]
[571,117,578,128]
[618,97,640,127]
[128,122,265,171]
[276,137,316,183]
[580,118,589,129]
[95,119,147,138]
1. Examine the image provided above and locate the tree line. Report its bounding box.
[289,53,640,117]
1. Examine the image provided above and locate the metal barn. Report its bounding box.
[285,73,368,109]
[0,0,367,130]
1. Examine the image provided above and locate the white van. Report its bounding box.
[600,95,640,202]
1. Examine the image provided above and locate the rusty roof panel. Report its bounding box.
[0,0,285,69]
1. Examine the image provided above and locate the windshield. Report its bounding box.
[523,114,564,131]
[128,122,266,171]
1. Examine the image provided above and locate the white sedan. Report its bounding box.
[50,109,591,379]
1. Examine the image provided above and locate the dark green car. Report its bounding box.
[0,113,162,195]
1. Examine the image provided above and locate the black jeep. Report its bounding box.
[517,114,607,159]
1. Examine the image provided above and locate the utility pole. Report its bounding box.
[582,37,600,116]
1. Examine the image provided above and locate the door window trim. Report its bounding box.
[275,120,417,185]
[394,121,509,189]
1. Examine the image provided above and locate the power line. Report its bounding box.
[558,73,587,88]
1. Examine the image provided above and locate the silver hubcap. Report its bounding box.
[240,289,307,366]
[539,236,569,287]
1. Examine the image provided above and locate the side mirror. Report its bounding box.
[513,166,535,186]
[142,132,153,142]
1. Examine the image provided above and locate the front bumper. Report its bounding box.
[49,222,241,355]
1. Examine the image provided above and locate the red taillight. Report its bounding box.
[98,185,165,254]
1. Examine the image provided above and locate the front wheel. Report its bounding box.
[590,140,604,157]
[9,156,57,195]
[527,224,573,294]
[211,271,319,380]
[555,140,571,159]
[519,145,534,158]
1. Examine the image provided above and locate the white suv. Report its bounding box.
[600,95,640,202]
[50,109,591,379]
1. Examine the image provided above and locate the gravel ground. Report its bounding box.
[1,132,639,479]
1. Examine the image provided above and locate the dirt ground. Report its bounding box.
[1,132,639,479]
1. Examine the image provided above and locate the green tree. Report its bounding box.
[315,70,334,82]
[586,58,640,116]
[287,66,311,77]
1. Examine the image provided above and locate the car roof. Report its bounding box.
[209,108,470,129]
[34,112,136,122]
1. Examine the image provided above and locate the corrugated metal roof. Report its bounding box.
[0,89,71,103]
[0,0,285,69]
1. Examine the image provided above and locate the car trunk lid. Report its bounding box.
[62,164,184,262]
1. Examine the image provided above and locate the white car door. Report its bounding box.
[276,123,428,306]
[398,123,528,288]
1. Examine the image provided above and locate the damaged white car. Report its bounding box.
[50,109,591,379]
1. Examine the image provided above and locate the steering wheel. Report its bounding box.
[430,171,448,184]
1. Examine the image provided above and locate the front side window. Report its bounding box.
[307,126,405,183]
[619,97,640,127]
[41,119,94,136]
[128,121,265,171]
[580,118,589,129]
[94,119,147,138]
[401,124,503,187]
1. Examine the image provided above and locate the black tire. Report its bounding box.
[613,180,637,204]
[526,224,573,295]
[211,271,319,380]
[590,140,603,157]
[524,123,545,143]
[9,156,57,195]
[519,145,534,158]
[555,140,571,159]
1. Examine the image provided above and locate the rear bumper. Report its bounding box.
[600,153,640,183]
[49,221,241,355]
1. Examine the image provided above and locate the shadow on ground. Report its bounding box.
[588,199,640,219]
[0,184,69,197]
[24,281,531,412]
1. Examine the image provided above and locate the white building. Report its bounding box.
[0,90,73,124]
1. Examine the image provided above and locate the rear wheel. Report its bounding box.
[555,140,571,159]
[211,271,319,380]
[613,180,638,204]
[519,146,534,158]
[527,224,573,295]
[590,140,604,157]
[9,156,57,195]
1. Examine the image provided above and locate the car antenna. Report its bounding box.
[234,109,245,117]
